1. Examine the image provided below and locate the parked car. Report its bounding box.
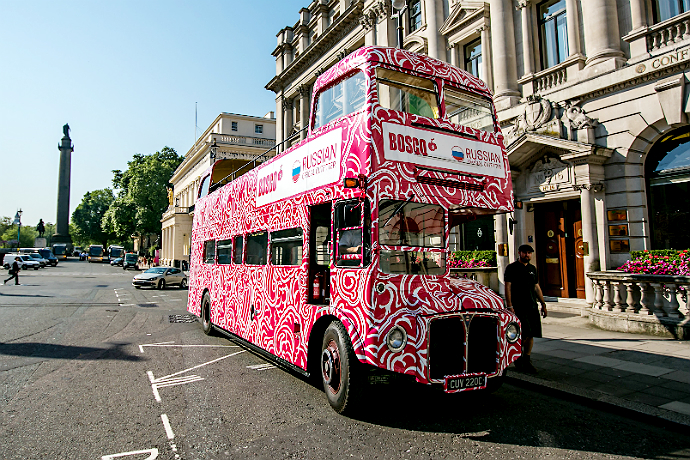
[132,267,187,289]
[26,252,47,267]
[3,254,40,270]
[36,248,58,266]
[110,257,123,266]
[122,253,139,270]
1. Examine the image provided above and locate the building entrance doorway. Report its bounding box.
[534,199,585,299]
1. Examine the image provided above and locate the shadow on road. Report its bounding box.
[0,342,143,361]
[0,292,53,298]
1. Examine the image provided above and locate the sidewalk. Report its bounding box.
[507,300,690,427]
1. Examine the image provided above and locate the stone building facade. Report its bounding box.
[267,0,690,304]
[161,112,276,268]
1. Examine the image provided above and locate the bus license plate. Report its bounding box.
[444,373,487,393]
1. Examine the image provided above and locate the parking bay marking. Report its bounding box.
[102,449,158,460]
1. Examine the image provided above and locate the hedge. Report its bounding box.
[450,250,496,266]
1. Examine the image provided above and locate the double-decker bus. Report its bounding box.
[188,47,521,413]
[87,244,105,263]
[108,245,124,262]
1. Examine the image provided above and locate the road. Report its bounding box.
[0,260,689,459]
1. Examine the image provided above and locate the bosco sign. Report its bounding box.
[382,121,506,178]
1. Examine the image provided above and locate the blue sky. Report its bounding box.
[0,0,307,228]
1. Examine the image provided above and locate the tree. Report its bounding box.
[71,189,116,246]
[1,225,37,248]
[103,146,183,241]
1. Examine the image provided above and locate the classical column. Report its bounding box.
[283,98,294,143]
[630,0,648,31]
[361,10,377,46]
[275,96,283,153]
[580,185,600,304]
[299,85,310,140]
[581,0,625,67]
[449,43,458,67]
[424,0,443,59]
[516,0,534,76]
[565,0,582,56]
[54,124,73,244]
[480,25,493,90]
[489,0,520,104]
[495,213,509,298]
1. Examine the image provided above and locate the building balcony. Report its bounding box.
[624,11,690,61]
[210,133,275,148]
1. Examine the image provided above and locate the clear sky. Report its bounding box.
[0,0,308,228]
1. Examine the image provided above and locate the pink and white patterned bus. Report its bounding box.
[188,46,521,413]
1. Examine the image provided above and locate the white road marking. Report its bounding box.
[146,350,245,402]
[139,343,237,353]
[139,341,175,353]
[247,363,276,371]
[101,448,158,459]
[161,414,175,439]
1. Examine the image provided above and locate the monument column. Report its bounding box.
[53,124,73,244]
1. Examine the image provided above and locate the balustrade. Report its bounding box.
[646,12,690,51]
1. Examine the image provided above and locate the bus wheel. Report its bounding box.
[321,321,360,414]
[201,292,213,336]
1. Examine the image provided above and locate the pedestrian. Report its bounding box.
[504,244,547,374]
[4,256,21,285]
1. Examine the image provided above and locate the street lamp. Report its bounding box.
[13,209,22,249]
[391,0,407,49]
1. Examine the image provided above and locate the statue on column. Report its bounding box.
[63,123,70,137]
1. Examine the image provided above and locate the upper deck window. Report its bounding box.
[198,176,210,198]
[313,72,367,130]
[376,67,439,119]
[445,87,495,132]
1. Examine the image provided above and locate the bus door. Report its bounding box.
[309,203,332,304]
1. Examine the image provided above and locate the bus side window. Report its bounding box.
[246,231,268,265]
[270,228,303,266]
[203,240,216,264]
[199,176,210,198]
[313,72,367,130]
[217,239,232,264]
[335,200,371,267]
[232,235,244,264]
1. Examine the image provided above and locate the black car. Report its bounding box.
[122,253,139,270]
[36,249,58,267]
[110,257,123,266]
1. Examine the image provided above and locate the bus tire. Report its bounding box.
[321,321,361,414]
[201,292,213,336]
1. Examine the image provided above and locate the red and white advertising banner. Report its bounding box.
[382,122,505,178]
[255,128,343,207]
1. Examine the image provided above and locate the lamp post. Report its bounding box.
[13,209,22,249]
[391,0,407,49]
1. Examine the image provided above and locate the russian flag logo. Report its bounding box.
[452,146,464,161]
[292,160,301,182]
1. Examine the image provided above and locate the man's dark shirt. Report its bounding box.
[504,260,538,310]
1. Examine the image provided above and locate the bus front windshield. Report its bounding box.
[378,199,445,275]
[90,247,103,256]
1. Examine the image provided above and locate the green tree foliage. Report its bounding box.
[103,146,183,241]
[72,189,116,246]
[1,225,37,248]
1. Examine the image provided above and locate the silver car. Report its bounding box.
[132,267,187,289]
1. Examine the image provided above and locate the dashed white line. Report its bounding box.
[161,414,175,439]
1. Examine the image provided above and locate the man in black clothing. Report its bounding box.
[504,244,547,373]
[4,257,21,285]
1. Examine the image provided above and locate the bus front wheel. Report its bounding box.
[201,292,213,336]
[321,321,361,414]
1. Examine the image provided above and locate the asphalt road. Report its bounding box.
[1,260,689,460]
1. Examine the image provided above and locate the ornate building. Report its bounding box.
[161,112,276,268]
[267,0,690,304]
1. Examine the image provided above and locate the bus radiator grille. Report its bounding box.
[428,315,499,381]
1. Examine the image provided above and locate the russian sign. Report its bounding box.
[255,128,342,207]
[382,122,506,178]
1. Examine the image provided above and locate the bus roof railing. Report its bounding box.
[209,127,308,193]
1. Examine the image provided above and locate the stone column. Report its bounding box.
[275,96,283,153]
[565,0,582,57]
[424,0,444,59]
[54,124,73,243]
[361,10,377,46]
[495,213,509,298]
[299,85,311,140]
[449,43,458,67]
[283,98,294,144]
[516,0,534,77]
[480,25,493,90]
[580,185,600,304]
[489,0,520,106]
[581,0,625,68]
[630,0,647,31]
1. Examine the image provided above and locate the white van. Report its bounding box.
[3,254,40,270]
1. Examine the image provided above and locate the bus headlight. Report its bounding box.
[506,322,520,343]
[386,326,407,352]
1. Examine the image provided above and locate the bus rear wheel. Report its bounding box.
[201,292,213,336]
[321,321,360,414]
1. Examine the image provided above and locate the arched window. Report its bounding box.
[646,126,690,249]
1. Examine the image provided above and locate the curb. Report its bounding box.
[506,371,690,429]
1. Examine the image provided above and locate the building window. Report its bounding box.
[539,0,568,69]
[646,126,690,249]
[255,124,263,134]
[231,121,238,131]
[464,38,482,79]
[653,0,690,23]
[409,0,422,32]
